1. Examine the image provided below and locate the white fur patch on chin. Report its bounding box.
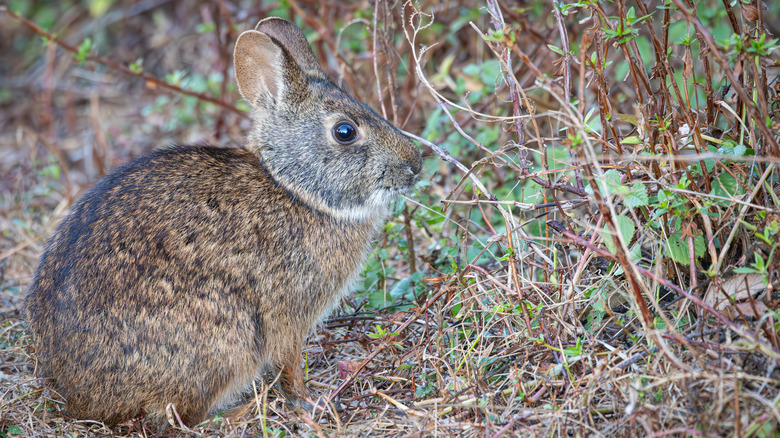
[328,204,388,222]
[320,188,402,222]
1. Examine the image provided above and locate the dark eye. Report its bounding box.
[332,121,358,144]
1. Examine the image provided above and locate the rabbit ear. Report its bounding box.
[254,17,328,81]
[234,30,295,108]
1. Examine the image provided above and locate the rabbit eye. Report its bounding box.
[332,121,358,144]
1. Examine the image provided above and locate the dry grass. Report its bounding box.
[2,0,780,436]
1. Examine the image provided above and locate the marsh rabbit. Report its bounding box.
[24,17,421,428]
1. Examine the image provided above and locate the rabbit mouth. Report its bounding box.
[374,180,417,203]
[384,185,413,197]
[380,176,418,195]
[379,164,419,191]
[361,162,419,209]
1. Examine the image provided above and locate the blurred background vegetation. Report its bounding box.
[2,0,780,436]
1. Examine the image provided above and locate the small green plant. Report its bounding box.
[368,324,403,349]
[414,372,438,398]
[733,246,777,287]
[129,57,143,74]
[603,7,652,45]
[74,37,91,65]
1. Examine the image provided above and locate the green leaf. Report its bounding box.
[74,37,92,66]
[621,136,643,145]
[666,233,705,265]
[585,291,607,332]
[733,267,758,274]
[666,233,691,266]
[753,252,765,271]
[196,22,216,34]
[694,235,706,258]
[563,338,583,357]
[129,58,144,74]
[389,278,413,300]
[717,142,752,157]
[625,182,649,208]
[547,44,565,55]
[368,324,386,339]
[368,290,390,309]
[604,215,636,254]
[710,172,744,198]
[478,59,503,86]
[89,0,115,17]
[164,70,186,87]
[616,113,639,126]
[588,168,624,196]
[414,380,437,398]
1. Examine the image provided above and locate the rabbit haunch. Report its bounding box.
[24,17,421,429]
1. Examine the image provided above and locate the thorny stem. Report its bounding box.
[485,0,536,335]
[400,130,491,197]
[373,0,388,121]
[471,26,588,199]
[672,0,779,156]
[550,2,584,192]
[403,206,417,274]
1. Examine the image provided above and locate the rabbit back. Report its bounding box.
[25,146,381,426]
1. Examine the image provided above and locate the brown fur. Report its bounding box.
[24,17,421,429]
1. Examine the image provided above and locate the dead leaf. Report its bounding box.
[488,233,506,243]
[704,273,766,310]
[723,300,769,319]
[742,3,760,23]
[422,276,445,285]
[388,310,409,323]
[338,360,360,380]
[682,49,693,79]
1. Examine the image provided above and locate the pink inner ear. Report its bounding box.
[234,31,284,105]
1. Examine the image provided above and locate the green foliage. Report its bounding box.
[129,57,143,74]
[88,0,114,17]
[414,372,438,398]
[196,22,216,34]
[665,233,706,266]
[603,7,652,45]
[74,37,91,66]
[603,216,636,255]
[585,289,607,332]
[720,31,779,58]
[2,425,23,436]
[5,1,779,433]
[733,245,777,286]
[710,171,744,199]
[368,324,403,349]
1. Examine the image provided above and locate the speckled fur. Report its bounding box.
[24,17,421,429]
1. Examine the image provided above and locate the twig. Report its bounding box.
[400,130,491,197]
[0,6,246,118]
[329,285,448,400]
[711,163,776,274]
[372,0,388,120]
[671,0,779,156]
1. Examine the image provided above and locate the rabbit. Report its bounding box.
[24,17,422,429]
